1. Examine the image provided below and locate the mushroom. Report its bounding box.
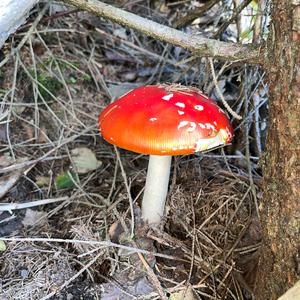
[99,84,233,225]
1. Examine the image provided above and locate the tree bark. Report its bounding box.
[255,0,300,298]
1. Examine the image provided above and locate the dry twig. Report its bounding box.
[61,0,263,64]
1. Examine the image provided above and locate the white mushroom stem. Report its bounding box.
[142,155,172,225]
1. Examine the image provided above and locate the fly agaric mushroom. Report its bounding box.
[99,85,233,225]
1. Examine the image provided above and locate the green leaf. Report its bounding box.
[55,171,78,190]
[69,76,77,84]
[83,74,92,82]
[0,240,6,252]
[240,28,253,41]
[250,0,258,11]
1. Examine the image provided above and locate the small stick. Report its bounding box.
[137,252,168,300]
[0,125,96,174]
[209,58,242,120]
[114,146,135,238]
[0,5,49,68]
[0,237,187,262]
[253,92,262,155]
[0,197,69,212]
[213,0,252,38]
[17,9,80,32]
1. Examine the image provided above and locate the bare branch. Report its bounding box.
[61,0,264,64]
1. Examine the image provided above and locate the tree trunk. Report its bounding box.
[255,0,300,298]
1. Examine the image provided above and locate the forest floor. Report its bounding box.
[0,1,266,299]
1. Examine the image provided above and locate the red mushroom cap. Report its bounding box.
[99,85,233,155]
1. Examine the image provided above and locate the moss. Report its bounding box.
[82,73,92,83]
[29,70,63,102]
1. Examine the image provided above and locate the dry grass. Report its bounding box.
[0,1,267,299]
